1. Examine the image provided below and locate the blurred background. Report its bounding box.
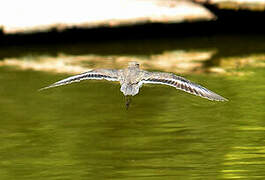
[0,0,265,179]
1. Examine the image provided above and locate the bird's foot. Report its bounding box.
[125,96,132,110]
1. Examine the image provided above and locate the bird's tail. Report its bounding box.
[120,84,139,96]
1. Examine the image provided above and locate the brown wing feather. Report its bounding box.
[39,69,120,90]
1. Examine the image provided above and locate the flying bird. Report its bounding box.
[40,61,228,108]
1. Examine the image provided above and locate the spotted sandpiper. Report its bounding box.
[40,61,228,108]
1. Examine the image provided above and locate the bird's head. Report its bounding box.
[128,61,140,68]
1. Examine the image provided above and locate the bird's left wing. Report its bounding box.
[140,71,228,101]
[39,69,120,90]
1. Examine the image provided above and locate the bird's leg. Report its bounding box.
[125,96,132,110]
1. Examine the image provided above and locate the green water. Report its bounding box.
[0,35,265,179]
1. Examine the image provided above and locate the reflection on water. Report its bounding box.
[0,50,216,75]
[0,36,265,179]
[1,50,264,77]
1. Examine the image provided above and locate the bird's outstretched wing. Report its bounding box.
[141,72,228,101]
[39,69,120,90]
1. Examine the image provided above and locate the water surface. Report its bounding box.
[0,34,264,179]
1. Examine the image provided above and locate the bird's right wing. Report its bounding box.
[39,69,120,90]
[140,71,228,101]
